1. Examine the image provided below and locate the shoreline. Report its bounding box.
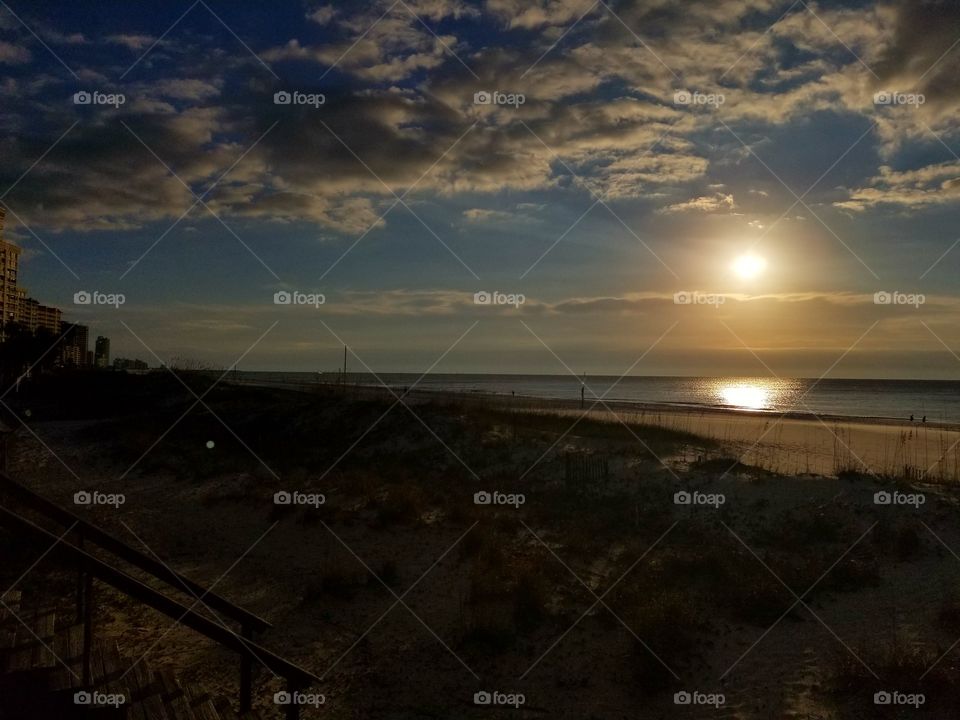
[224,377,960,480]
[226,376,960,431]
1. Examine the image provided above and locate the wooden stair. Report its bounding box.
[0,590,267,719]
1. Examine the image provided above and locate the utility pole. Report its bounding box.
[343,345,347,386]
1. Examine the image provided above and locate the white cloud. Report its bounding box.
[661,193,736,214]
[306,5,336,25]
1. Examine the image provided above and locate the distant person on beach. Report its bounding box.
[910,414,914,422]
[923,416,927,423]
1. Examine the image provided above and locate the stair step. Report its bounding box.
[183,682,222,720]
[48,623,84,689]
[131,692,174,720]
[127,657,163,703]
[213,696,239,720]
[97,639,131,701]
[4,608,57,672]
[33,610,58,669]
[0,590,21,651]
[155,666,208,720]
[0,594,297,720]
[0,590,22,616]
[167,692,200,720]
[157,666,185,700]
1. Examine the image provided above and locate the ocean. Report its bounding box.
[229,372,960,425]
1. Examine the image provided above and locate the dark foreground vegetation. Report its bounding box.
[2,371,960,718]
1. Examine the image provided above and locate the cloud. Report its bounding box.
[149,78,222,101]
[263,8,462,82]
[258,288,960,327]
[306,5,337,25]
[43,29,87,45]
[485,0,597,29]
[873,0,960,111]
[836,162,960,211]
[660,193,736,214]
[402,0,481,21]
[463,208,514,222]
[3,0,959,244]
[0,40,31,64]
[106,34,156,51]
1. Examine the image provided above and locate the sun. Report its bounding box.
[732,253,767,279]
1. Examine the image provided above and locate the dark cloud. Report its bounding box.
[874,0,960,107]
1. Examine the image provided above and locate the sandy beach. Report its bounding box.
[4,373,960,719]
[231,376,960,482]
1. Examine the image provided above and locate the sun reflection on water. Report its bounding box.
[719,383,770,410]
[709,379,796,411]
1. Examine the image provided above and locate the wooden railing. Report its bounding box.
[0,474,320,719]
[0,471,270,634]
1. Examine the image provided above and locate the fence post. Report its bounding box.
[239,624,254,712]
[82,573,93,685]
[285,679,301,720]
[75,536,85,624]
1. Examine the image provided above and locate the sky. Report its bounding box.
[1,0,959,378]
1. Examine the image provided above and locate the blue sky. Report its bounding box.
[2,0,960,377]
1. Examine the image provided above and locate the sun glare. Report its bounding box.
[719,382,771,410]
[732,253,767,279]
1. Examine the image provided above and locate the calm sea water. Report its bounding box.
[232,372,960,424]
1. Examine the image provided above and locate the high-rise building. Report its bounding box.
[13,295,62,335]
[60,322,90,366]
[0,211,65,338]
[0,208,21,330]
[0,211,73,349]
[94,336,110,368]
[15,292,34,329]
[34,304,62,335]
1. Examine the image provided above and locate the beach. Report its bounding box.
[3,372,960,719]
[230,375,960,482]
